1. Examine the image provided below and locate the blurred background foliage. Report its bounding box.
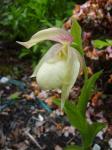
[0,0,86,68]
[0,0,75,41]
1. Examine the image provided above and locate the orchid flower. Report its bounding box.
[17,27,83,109]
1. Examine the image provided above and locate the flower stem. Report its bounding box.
[84,63,88,83]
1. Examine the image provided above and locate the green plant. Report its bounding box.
[18,15,106,149]
[92,39,112,49]
[54,71,105,150]
[0,0,74,41]
[54,20,106,150]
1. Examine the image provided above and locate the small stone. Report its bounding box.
[63,126,75,137]
[55,109,64,116]
[30,106,35,110]
[0,77,9,83]
[29,92,35,99]
[38,114,44,121]
[92,144,101,150]
[24,140,29,145]
[6,86,10,90]
[38,90,48,99]
[96,131,104,140]
[64,131,69,137]
[108,138,112,148]
[55,109,61,116]
[55,145,63,150]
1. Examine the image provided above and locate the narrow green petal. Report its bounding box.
[31,44,62,77]
[17,28,72,48]
[61,46,83,109]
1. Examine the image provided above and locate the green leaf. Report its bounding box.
[89,122,106,140]
[53,91,106,149]
[77,71,102,117]
[64,145,83,150]
[54,99,88,135]
[53,99,85,131]
[82,122,106,147]
[53,99,61,106]
[63,101,87,132]
[92,39,112,49]
[8,92,20,100]
[19,48,30,58]
[70,19,82,50]
[106,39,112,45]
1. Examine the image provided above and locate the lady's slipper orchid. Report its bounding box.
[17,27,83,109]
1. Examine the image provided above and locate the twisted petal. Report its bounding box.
[17,28,73,48]
[31,44,63,77]
[61,46,83,109]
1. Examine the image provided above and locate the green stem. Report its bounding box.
[83,61,88,84]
